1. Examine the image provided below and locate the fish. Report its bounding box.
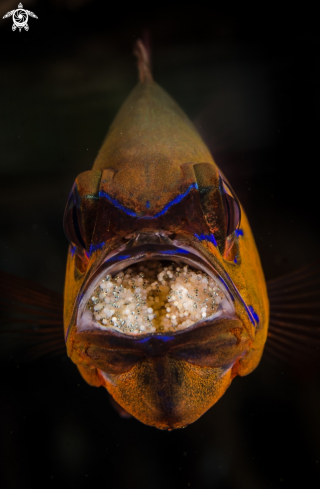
[1,40,319,430]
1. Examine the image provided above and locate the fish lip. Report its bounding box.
[75,234,241,337]
[77,311,239,340]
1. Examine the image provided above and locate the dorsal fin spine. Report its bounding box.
[133,39,153,83]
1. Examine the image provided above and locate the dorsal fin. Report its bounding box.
[133,39,153,83]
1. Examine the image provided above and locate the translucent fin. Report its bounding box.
[265,263,320,367]
[0,271,66,362]
[133,39,153,83]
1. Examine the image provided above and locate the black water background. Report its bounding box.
[0,3,320,488]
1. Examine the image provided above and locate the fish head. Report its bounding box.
[62,157,268,429]
[62,78,268,429]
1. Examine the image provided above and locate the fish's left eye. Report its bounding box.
[220,178,241,236]
[220,176,241,254]
[63,183,87,256]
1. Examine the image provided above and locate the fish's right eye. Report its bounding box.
[220,177,241,238]
[63,183,87,253]
[219,176,241,257]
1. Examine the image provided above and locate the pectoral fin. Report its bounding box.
[0,271,66,362]
[264,263,320,367]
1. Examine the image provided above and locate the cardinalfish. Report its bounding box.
[1,41,320,430]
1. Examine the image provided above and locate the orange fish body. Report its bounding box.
[63,43,269,429]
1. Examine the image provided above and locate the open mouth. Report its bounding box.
[77,234,237,336]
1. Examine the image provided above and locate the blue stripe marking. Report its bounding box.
[105,253,132,264]
[220,272,257,324]
[99,191,138,217]
[245,305,255,325]
[89,241,105,256]
[137,336,176,344]
[154,183,198,218]
[235,229,244,237]
[70,245,76,257]
[194,233,217,246]
[248,305,260,323]
[116,253,132,260]
[136,338,151,344]
[159,249,189,255]
[99,183,198,219]
[225,267,257,325]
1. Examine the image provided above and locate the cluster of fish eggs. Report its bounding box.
[86,261,226,335]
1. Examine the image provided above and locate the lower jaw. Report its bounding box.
[77,242,237,336]
[99,358,234,430]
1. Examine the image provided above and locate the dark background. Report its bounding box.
[1,1,320,488]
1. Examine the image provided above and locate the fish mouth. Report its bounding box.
[76,231,244,338]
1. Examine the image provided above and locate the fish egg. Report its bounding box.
[85,260,229,336]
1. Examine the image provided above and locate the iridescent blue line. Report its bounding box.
[224,272,257,326]
[194,233,217,247]
[154,183,198,218]
[236,298,257,326]
[159,249,189,255]
[99,191,138,217]
[89,241,105,256]
[248,305,259,323]
[99,184,198,219]
[137,336,176,344]
[105,253,132,264]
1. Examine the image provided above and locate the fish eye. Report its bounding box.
[63,183,87,252]
[219,176,241,254]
